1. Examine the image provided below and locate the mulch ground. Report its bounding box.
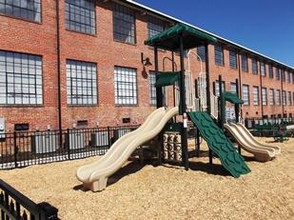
[1,138,293,220]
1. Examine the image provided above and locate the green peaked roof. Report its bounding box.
[222,92,244,104]
[145,23,217,50]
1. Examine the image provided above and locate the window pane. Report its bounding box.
[114,66,137,105]
[65,0,96,35]
[113,4,135,44]
[214,45,224,66]
[66,60,97,105]
[0,0,41,22]
[0,50,43,105]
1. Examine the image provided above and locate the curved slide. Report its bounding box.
[224,123,280,162]
[76,107,179,192]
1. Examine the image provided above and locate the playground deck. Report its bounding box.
[0,138,293,219]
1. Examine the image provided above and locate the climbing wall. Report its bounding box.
[188,112,250,177]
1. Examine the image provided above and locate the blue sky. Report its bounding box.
[136,0,294,68]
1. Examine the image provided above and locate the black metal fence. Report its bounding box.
[244,117,293,129]
[0,125,138,170]
[0,179,58,220]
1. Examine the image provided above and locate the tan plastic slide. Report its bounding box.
[224,123,280,162]
[76,107,179,192]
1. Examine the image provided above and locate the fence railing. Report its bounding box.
[0,125,138,170]
[0,179,58,220]
[244,117,293,129]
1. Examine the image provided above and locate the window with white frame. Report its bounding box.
[148,16,166,38]
[260,61,266,76]
[230,82,237,94]
[0,51,42,105]
[113,3,135,44]
[242,85,249,105]
[276,89,281,105]
[282,90,286,105]
[262,87,267,106]
[114,66,137,105]
[149,71,156,105]
[241,54,248,72]
[252,58,258,74]
[65,0,96,35]
[66,60,97,105]
[253,86,259,106]
[269,88,274,105]
[229,49,237,69]
[215,80,225,96]
[288,91,292,105]
[214,45,224,66]
[0,0,41,22]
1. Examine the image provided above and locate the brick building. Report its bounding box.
[0,0,293,132]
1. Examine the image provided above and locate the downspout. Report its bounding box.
[237,50,242,119]
[205,42,211,115]
[260,61,264,118]
[56,0,62,147]
[281,69,284,118]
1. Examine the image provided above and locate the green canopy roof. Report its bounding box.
[155,71,179,87]
[222,92,244,104]
[145,23,217,50]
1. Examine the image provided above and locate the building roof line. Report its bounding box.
[125,0,294,70]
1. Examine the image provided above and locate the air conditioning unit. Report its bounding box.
[66,131,85,150]
[91,131,109,147]
[31,132,58,154]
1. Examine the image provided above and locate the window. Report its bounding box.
[287,71,291,83]
[66,60,97,105]
[262,87,267,106]
[149,71,156,105]
[281,69,285,82]
[253,86,259,106]
[197,46,206,62]
[275,67,280,80]
[214,45,224,66]
[229,50,237,69]
[269,88,274,105]
[268,64,273,78]
[65,0,96,35]
[260,61,266,76]
[252,58,258,74]
[230,82,237,94]
[0,51,42,105]
[288,91,292,105]
[292,73,294,84]
[148,16,166,38]
[0,0,41,22]
[276,89,281,105]
[241,54,248,72]
[114,66,137,105]
[242,85,249,105]
[113,3,135,44]
[282,90,286,106]
[215,80,225,96]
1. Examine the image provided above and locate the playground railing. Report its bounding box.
[0,179,58,220]
[0,125,139,170]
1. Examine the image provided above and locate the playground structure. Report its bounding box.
[77,23,254,192]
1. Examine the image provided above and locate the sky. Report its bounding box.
[136,0,294,68]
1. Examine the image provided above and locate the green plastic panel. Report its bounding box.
[188,112,250,177]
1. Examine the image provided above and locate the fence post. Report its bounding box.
[67,128,70,160]
[107,127,111,148]
[13,131,18,168]
[37,202,58,220]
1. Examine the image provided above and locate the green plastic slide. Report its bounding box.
[188,112,250,177]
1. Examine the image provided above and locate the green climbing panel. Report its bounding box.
[188,112,250,177]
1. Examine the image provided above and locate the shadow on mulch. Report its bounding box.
[188,161,231,176]
[73,158,145,191]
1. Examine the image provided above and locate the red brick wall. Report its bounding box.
[0,1,293,132]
